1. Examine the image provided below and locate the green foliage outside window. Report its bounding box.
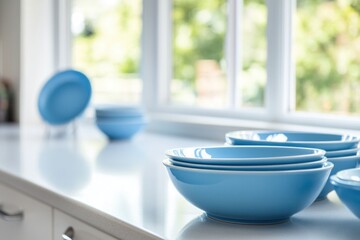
[296,0,360,115]
[73,0,360,114]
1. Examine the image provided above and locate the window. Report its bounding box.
[171,0,228,108]
[166,0,266,109]
[71,0,142,105]
[294,0,360,117]
[63,0,360,132]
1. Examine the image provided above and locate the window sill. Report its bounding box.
[147,112,360,141]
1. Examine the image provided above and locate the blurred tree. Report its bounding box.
[296,0,360,115]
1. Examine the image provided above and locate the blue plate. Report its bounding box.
[226,131,360,151]
[38,70,92,125]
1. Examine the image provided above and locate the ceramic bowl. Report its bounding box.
[168,157,327,171]
[163,159,333,224]
[96,119,146,140]
[166,146,325,165]
[336,168,360,185]
[330,175,360,219]
[96,114,146,122]
[95,105,144,118]
[316,155,360,200]
[326,147,360,158]
[226,131,359,151]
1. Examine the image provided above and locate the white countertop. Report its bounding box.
[0,124,359,239]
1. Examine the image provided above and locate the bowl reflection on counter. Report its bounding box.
[177,213,303,240]
[38,142,91,193]
[96,141,146,175]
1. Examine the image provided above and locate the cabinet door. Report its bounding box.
[54,209,119,240]
[0,183,52,240]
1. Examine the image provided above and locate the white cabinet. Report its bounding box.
[54,209,119,240]
[0,183,119,240]
[0,183,52,240]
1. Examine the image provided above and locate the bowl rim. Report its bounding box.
[336,168,360,182]
[327,154,360,161]
[167,156,328,170]
[327,146,360,154]
[330,175,360,190]
[225,131,360,145]
[95,104,144,113]
[165,145,325,163]
[163,158,333,174]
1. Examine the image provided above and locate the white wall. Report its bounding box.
[0,0,21,122]
[0,0,56,124]
[20,0,56,124]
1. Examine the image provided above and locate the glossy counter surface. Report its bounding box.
[0,125,359,239]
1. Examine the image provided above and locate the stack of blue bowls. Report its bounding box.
[226,131,360,200]
[95,105,146,140]
[331,168,360,219]
[163,145,333,224]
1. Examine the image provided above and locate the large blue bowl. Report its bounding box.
[96,119,146,140]
[163,160,333,224]
[166,146,325,165]
[226,131,359,151]
[168,157,327,171]
[331,175,360,219]
[38,69,92,125]
[317,155,360,200]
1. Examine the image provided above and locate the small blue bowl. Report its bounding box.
[96,115,147,122]
[168,157,327,171]
[96,119,146,140]
[95,105,144,118]
[331,175,360,219]
[163,159,333,224]
[166,146,325,165]
[317,155,360,200]
[226,131,359,151]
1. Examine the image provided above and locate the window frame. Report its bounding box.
[57,0,360,139]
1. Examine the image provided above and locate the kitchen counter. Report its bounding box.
[0,124,359,239]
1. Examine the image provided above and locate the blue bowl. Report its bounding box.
[96,119,146,140]
[326,147,360,158]
[38,69,92,125]
[95,105,144,118]
[166,146,325,165]
[168,157,327,171]
[336,168,360,184]
[163,159,333,224]
[96,115,146,122]
[331,175,360,219]
[226,131,359,151]
[317,155,360,200]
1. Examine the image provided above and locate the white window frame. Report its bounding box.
[56,0,360,139]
